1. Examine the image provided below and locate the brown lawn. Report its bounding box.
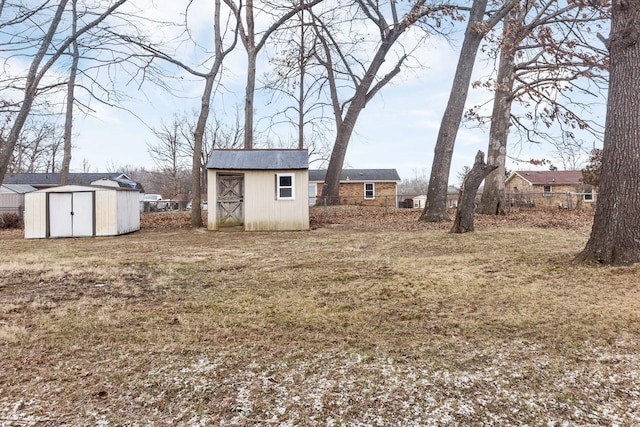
[1,208,639,426]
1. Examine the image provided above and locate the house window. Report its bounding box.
[543,185,552,193]
[364,183,375,199]
[584,189,593,201]
[276,173,295,200]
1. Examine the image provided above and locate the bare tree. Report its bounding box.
[148,116,190,199]
[576,0,640,265]
[475,0,609,215]
[223,0,324,149]
[180,109,245,198]
[120,0,242,227]
[314,0,469,204]
[0,0,129,185]
[450,150,496,233]
[7,118,63,173]
[420,0,515,221]
[59,0,80,185]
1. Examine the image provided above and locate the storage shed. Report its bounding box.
[24,185,140,238]
[207,149,309,231]
[0,184,36,217]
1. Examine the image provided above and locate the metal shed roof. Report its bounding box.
[207,149,309,170]
[0,184,37,194]
[3,172,142,189]
[309,169,401,182]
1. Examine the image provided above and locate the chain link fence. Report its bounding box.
[506,192,597,210]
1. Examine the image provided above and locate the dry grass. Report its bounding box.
[1,208,640,426]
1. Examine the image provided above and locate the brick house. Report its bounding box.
[309,169,401,207]
[505,170,596,208]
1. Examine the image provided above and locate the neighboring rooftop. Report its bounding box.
[207,149,309,170]
[309,169,401,182]
[509,170,584,185]
[0,184,37,194]
[3,172,143,190]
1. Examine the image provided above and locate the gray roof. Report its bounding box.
[309,169,401,182]
[207,149,309,170]
[91,176,144,191]
[0,184,37,194]
[3,172,142,189]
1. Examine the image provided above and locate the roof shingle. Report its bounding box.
[207,149,309,170]
[309,169,401,182]
[510,170,583,185]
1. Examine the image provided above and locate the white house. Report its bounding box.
[207,149,309,231]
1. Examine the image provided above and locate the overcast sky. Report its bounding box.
[63,0,606,185]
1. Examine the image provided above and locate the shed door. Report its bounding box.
[49,192,94,237]
[71,192,94,236]
[217,174,244,227]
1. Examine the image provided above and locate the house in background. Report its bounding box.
[3,172,143,191]
[309,169,401,207]
[207,149,309,231]
[505,170,596,208]
[0,184,37,218]
[24,184,141,239]
[411,185,472,209]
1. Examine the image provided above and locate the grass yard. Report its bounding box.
[1,208,640,426]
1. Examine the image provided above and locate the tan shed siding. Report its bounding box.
[24,193,47,238]
[95,190,116,236]
[94,190,140,236]
[0,193,23,210]
[244,170,309,231]
[116,191,141,234]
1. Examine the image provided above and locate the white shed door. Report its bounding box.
[49,193,73,237]
[71,192,94,236]
[49,192,94,237]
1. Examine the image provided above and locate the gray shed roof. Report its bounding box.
[3,172,143,190]
[309,169,401,182]
[207,149,309,170]
[0,184,37,194]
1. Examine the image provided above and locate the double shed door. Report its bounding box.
[48,192,95,237]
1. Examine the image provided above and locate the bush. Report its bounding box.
[0,213,22,229]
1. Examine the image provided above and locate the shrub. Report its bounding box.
[0,213,22,229]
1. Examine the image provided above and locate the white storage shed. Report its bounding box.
[207,149,309,231]
[0,184,36,216]
[24,185,140,239]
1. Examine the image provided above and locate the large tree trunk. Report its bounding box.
[191,74,216,228]
[477,9,518,215]
[60,0,79,185]
[451,150,497,233]
[321,39,397,204]
[243,0,255,149]
[191,0,226,228]
[420,0,490,222]
[575,0,640,265]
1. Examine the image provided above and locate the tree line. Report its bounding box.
[3,0,640,265]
